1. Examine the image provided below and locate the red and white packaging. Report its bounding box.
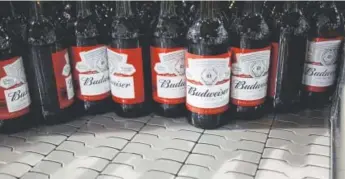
[150,47,186,104]
[268,42,279,98]
[302,37,343,92]
[52,49,74,109]
[230,47,271,107]
[71,45,110,101]
[0,57,31,120]
[186,52,231,115]
[107,47,145,104]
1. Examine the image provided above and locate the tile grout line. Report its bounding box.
[253,113,276,179]
[174,128,205,179]
[95,115,155,178]
[25,118,91,178]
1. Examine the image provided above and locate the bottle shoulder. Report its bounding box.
[27,17,56,46]
[187,18,228,45]
[274,11,310,36]
[151,16,187,39]
[310,8,344,37]
[111,16,141,39]
[230,15,270,41]
[74,15,99,39]
[0,26,12,51]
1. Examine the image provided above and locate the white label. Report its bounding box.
[302,39,341,87]
[155,50,185,75]
[231,50,270,101]
[65,75,74,99]
[155,50,186,99]
[107,48,138,99]
[79,46,108,73]
[76,46,110,96]
[79,71,110,96]
[302,64,337,87]
[187,81,230,109]
[186,58,230,109]
[232,76,268,100]
[110,75,135,99]
[107,49,135,75]
[5,83,31,113]
[3,57,26,83]
[157,75,185,99]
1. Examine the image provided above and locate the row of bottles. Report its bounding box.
[0,1,343,133]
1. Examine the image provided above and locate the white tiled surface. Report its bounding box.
[0,108,331,179]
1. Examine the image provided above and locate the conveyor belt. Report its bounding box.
[0,108,331,179]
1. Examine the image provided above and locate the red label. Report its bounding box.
[52,49,75,109]
[71,45,110,101]
[0,57,31,120]
[150,47,186,104]
[107,47,145,104]
[268,42,279,98]
[302,37,343,92]
[185,52,231,115]
[230,46,271,107]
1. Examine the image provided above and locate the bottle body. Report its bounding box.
[150,1,187,117]
[108,1,151,118]
[186,1,230,129]
[27,2,75,124]
[0,28,32,133]
[28,45,75,124]
[71,1,111,116]
[267,2,309,113]
[301,2,344,109]
[229,2,271,120]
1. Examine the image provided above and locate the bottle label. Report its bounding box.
[107,47,145,104]
[0,57,31,120]
[268,42,279,98]
[302,37,343,92]
[186,52,231,115]
[230,47,271,107]
[71,45,110,101]
[52,49,74,109]
[150,47,186,104]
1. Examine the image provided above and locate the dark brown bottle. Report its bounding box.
[54,1,76,48]
[227,0,243,24]
[108,1,151,118]
[4,2,29,78]
[0,14,32,133]
[263,1,284,33]
[70,1,111,116]
[26,1,75,125]
[186,1,230,129]
[92,1,112,45]
[184,1,199,26]
[133,1,160,36]
[301,2,344,109]
[150,1,187,117]
[267,1,309,113]
[4,2,28,51]
[305,1,320,22]
[229,1,270,120]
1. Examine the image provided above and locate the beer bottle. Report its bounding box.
[186,1,230,129]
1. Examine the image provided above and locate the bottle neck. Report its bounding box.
[76,1,91,18]
[242,1,262,16]
[200,1,215,19]
[29,1,44,21]
[320,1,336,8]
[115,1,132,17]
[284,1,299,13]
[159,1,176,17]
[9,1,17,17]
